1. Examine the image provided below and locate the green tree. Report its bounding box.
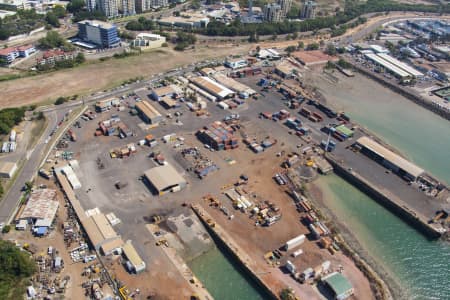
[324,43,337,55]
[45,12,60,27]
[67,0,85,13]
[39,30,65,49]
[52,5,66,18]
[306,42,319,50]
[0,240,37,298]
[285,45,296,54]
[297,41,304,50]
[75,52,85,64]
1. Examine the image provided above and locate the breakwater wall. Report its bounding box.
[351,63,450,122]
[191,205,279,300]
[325,156,442,239]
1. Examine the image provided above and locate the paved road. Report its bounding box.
[0,109,70,224]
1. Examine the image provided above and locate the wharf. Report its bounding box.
[191,205,279,300]
[325,155,444,239]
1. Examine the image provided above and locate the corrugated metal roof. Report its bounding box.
[122,241,145,268]
[357,136,424,178]
[190,76,234,98]
[136,101,162,119]
[20,189,59,221]
[322,272,353,296]
[144,163,186,192]
[365,53,410,78]
[376,53,423,77]
[100,238,124,254]
[212,73,256,95]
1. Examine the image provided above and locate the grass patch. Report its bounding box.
[27,117,47,151]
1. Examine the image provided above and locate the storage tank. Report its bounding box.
[284,234,306,250]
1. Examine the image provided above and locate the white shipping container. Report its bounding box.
[291,249,303,258]
[322,260,331,272]
[218,102,229,110]
[284,234,305,250]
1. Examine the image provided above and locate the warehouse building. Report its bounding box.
[321,272,354,300]
[225,58,248,69]
[0,161,17,178]
[122,241,146,273]
[190,76,234,100]
[83,213,122,251]
[355,136,424,182]
[376,53,423,78]
[135,101,162,124]
[150,84,183,101]
[364,53,423,79]
[19,189,59,226]
[212,73,256,97]
[144,163,187,195]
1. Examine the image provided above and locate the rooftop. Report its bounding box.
[78,20,116,29]
[122,241,145,267]
[0,161,16,173]
[144,163,186,192]
[190,76,234,98]
[292,50,338,65]
[20,189,59,221]
[357,136,424,178]
[322,272,353,296]
[135,101,162,118]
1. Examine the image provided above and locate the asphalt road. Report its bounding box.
[0,109,62,223]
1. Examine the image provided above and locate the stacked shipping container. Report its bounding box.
[197,121,239,151]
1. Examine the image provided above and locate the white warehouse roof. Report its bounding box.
[376,53,423,77]
[357,136,424,179]
[365,53,410,78]
[190,76,234,99]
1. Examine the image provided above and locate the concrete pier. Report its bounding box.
[191,205,279,300]
[326,155,443,239]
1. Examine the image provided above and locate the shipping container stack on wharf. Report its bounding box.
[197,121,239,151]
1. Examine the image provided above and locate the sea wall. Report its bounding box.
[326,156,442,239]
[191,205,279,300]
[351,63,450,121]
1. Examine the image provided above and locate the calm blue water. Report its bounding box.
[189,247,265,300]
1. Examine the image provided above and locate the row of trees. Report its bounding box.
[174,31,196,51]
[199,0,450,37]
[125,17,155,31]
[0,107,26,135]
[0,9,46,40]
[0,240,36,299]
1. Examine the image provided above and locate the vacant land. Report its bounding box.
[0,44,251,109]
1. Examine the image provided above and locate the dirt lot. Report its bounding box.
[0,44,251,109]
[195,142,374,299]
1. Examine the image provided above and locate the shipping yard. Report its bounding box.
[1,10,450,300]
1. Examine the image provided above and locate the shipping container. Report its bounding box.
[285,260,297,275]
[291,249,303,258]
[284,234,306,250]
[299,108,311,117]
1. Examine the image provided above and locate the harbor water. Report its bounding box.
[189,72,450,300]
[316,175,450,300]
[189,246,265,300]
[312,72,450,299]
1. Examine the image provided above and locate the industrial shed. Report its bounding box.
[135,101,162,124]
[356,136,424,182]
[190,76,234,100]
[123,241,146,273]
[19,189,59,225]
[212,73,256,97]
[321,272,354,300]
[150,84,183,101]
[82,213,121,250]
[0,161,17,178]
[144,163,187,195]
